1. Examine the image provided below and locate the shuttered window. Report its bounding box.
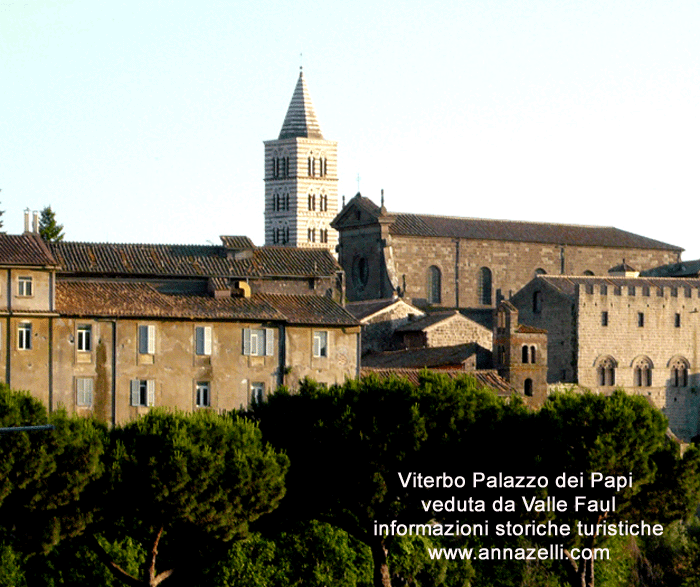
[242,328,275,356]
[76,378,94,406]
[195,326,212,356]
[138,325,155,355]
[130,379,155,407]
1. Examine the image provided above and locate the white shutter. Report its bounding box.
[203,326,212,356]
[243,328,251,356]
[313,332,320,357]
[147,380,155,407]
[77,378,93,406]
[265,328,274,356]
[147,325,156,354]
[130,380,140,406]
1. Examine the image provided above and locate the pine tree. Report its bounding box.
[38,205,64,242]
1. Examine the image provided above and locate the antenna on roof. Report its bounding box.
[381,189,385,208]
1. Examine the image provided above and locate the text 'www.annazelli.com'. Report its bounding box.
[427,545,609,561]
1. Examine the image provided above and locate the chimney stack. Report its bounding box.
[32,210,39,233]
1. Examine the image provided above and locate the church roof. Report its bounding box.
[278,69,324,140]
[333,196,682,251]
[387,213,682,251]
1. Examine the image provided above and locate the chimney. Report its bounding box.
[24,208,30,233]
[32,210,39,233]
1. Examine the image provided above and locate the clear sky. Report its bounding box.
[2,1,699,259]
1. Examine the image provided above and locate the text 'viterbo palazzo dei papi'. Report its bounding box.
[5,69,700,440]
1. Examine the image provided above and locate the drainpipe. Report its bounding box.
[48,317,53,412]
[5,269,11,385]
[454,239,460,309]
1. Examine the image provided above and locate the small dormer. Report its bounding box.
[208,277,231,299]
[220,236,255,261]
[608,260,640,278]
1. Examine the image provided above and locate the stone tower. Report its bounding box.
[264,69,338,253]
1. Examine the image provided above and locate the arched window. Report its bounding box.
[530,346,536,363]
[597,356,617,387]
[497,345,506,365]
[633,357,653,387]
[427,266,441,304]
[522,345,529,364]
[670,357,690,388]
[524,379,533,397]
[533,291,542,314]
[583,270,594,276]
[478,267,492,305]
[534,268,547,276]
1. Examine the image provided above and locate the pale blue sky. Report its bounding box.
[2,1,699,259]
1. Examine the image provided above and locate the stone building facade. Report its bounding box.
[511,275,700,439]
[331,195,683,309]
[1,229,359,426]
[264,69,339,254]
[345,297,424,354]
[396,310,493,351]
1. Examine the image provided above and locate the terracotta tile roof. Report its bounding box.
[360,367,517,396]
[258,294,359,326]
[345,297,421,321]
[220,236,255,250]
[0,233,57,266]
[228,247,340,278]
[56,281,286,320]
[396,310,463,332]
[50,242,340,279]
[515,324,547,334]
[385,213,682,251]
[534,275,700,298]
[56,282,356,326]
[362,343,484,370]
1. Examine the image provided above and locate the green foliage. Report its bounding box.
[95,409,289,585]
[207,532,280,587]
[26,535,145,587]
[207,522,373,587]
[0,540,26,587]
[252,373,504,586]
[0,384,105,555]
[38,205,64,242]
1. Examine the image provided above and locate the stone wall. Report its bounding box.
[424,315,493,349]
[512,280,578,384]
[340,229,680,307]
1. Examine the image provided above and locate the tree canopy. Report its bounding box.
[38,205,64,242]
[0,384,105,555]
[92,409,289,587]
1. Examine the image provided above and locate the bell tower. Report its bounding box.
[264,69,338,253]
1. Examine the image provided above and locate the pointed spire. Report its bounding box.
[278,68,324,140]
